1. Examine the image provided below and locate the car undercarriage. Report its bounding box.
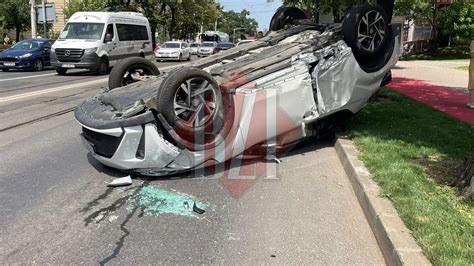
[76,4,399,176]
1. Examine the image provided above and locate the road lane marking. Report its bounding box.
[0,73,57,82]
[0,78,107,103]
[0,62,188,103]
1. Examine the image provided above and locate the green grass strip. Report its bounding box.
[347,88,474,265]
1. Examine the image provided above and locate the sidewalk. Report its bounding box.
[390,60,473,126]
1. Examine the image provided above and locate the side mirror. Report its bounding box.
[105,33,113,43]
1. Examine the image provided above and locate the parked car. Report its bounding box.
[76,3,399,176]
[50,12,153,75]
[237,39,255,46]
[197,41,217,57]
[155,41,191,61]
[214,42,235,53]
[189,43,200,55]
[0,39,54,72]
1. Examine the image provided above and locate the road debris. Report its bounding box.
[192,202,205,215]
[107,176,133,187]
[127,185,209,217]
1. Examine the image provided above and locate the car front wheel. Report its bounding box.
[56,67,67,75]
[33,60,43,71]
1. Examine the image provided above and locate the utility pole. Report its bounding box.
[30,0,37,38]
[42,0,48,38]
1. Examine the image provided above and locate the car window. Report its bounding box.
[60,23,105,40]
[162,43,180,48]
[217,43,235,48]
[104,24,114,42]
[201,42,216,47]
[117,24,148,41]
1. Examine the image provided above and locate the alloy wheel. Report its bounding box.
[357,10,385,53]
[173,77,217,128]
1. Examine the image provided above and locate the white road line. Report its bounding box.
[0,62,186,103]
[0,78,107,103]
[0,73,57,82]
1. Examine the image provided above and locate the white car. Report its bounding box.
[197,42,217,57]
[237,39,255,46]
[76,3,398,176]
[155,41,191,61]
[190,43,200,55]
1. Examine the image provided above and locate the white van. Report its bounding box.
[51,12,153,75]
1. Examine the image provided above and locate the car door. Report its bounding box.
[42,41,52,66]
[182,43,190,58]
[104,23,119,66]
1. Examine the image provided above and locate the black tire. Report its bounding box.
[342,4,394,73]
[343,4,389,56]
[157,67,223,144]
[56,67,67,75]
[96,57,109,75]
[2,68,9,72]
[187,54,191,61]
[269,6,309,32]
[33,60,43,71]
[108,57,160,89]
[178,53,183,62]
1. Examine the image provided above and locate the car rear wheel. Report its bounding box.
[342,4,394,72]
[33,60,43,71]
[56,67,67,75]
[157,67,224,145]
[269,6,309,31]
[108,57,160,89]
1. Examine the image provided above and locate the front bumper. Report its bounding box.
[51,51,100,69]
[155,52,180,60]
[80,122,182,172]
[0,58,36,69]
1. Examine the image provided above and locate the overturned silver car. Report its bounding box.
[75,3,399,176]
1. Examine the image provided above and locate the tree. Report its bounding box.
[217,9,258,41]
[63,0,111,18]
[283,0,368,23]
[455,146,474,200]
[438,2,474,46]
[0,0,31,42]
[63,0,221,44]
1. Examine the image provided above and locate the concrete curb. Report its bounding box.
[334,135,431,266]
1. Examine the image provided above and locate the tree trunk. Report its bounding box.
[169,6,177,40]
[15,27,20,42]
[151,26,156,50]
[455,146,474,199]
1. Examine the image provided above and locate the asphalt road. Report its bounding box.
[0,57,384,264]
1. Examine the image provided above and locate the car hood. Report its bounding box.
[200,47,214,50]
[1,49,38,57]
[159,48,180,52]
[53,39,100,49]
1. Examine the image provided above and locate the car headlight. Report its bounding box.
[171,51,179,55]
[19,53,32,59]
[85,47,98,54]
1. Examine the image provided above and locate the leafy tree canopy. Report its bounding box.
[438,2,474,43]
[217,9,259,41]
[0,0,31,41]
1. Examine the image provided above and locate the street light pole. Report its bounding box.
[42,0,48,38]
[30,0,37,38]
